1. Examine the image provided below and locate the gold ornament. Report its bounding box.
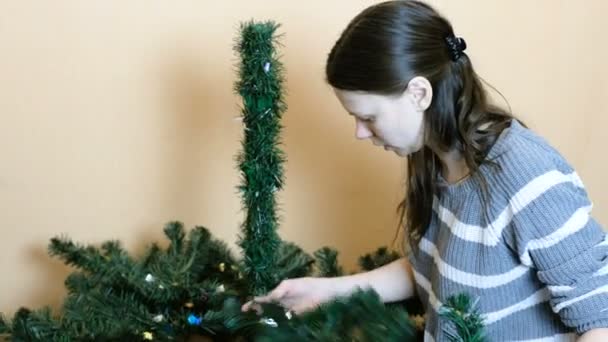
[218,262,226,272]
[412,314,426,331]
[142,331,153,340]
[184,302,194,308]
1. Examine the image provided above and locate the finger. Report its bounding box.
[242,281,292,313]
[270,281,290,299]
[241,301,253,312]
[252,283,289,304]
[241,301,263,314]
[249,294,273,304]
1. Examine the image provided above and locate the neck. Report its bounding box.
[433,148,470,184]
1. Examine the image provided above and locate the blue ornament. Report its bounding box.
[187,313,203,326]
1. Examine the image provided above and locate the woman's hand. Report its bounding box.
[241,277,338,315]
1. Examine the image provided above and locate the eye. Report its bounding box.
[361,116,375,123]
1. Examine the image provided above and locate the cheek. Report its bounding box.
[392,119,414,141]
[413,114,425,143]
[403,112,424,140]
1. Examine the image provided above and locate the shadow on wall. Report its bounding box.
[159,53,224,244]
[132,42,244,253]
[25,245,73,313]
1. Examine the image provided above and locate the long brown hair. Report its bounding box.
[325,0,514,250]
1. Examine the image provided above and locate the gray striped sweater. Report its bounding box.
[408,120,608,341]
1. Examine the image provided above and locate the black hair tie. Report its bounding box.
[445,35,467,61]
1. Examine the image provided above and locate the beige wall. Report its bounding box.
[0,1,606,315]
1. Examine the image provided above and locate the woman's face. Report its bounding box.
[333,83,429,157]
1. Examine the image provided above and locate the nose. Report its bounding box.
[355,119,373,140]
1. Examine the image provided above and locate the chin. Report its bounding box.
[395,145,422,157]
[393,148,409,157]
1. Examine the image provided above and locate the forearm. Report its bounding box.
[333,257,416,303]
[578,328,608,341]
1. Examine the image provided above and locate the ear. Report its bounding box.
[406,76,433,111]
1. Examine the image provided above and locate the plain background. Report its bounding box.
[1,0,606,315]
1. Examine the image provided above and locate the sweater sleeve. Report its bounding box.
[502,138,608,334]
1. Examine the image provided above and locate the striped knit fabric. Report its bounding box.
[408,120,608,341]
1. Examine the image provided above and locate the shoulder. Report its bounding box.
[477,119,588,209]
[485,120,580,191]
[484,121,594,259]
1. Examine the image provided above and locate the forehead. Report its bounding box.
[333,89,383,113]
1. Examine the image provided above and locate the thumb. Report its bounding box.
[241,285,286,313]
[241,281,291,313]
[241,300,263,314]
[255,282,289,304]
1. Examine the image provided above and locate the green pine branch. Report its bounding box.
[358,247,401,272]
[8,308,68,342]
[439,293,486,342]
[234,20,287,296]
[2,221,262,341]
[313,247,344,277]
[255,289,417,341]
